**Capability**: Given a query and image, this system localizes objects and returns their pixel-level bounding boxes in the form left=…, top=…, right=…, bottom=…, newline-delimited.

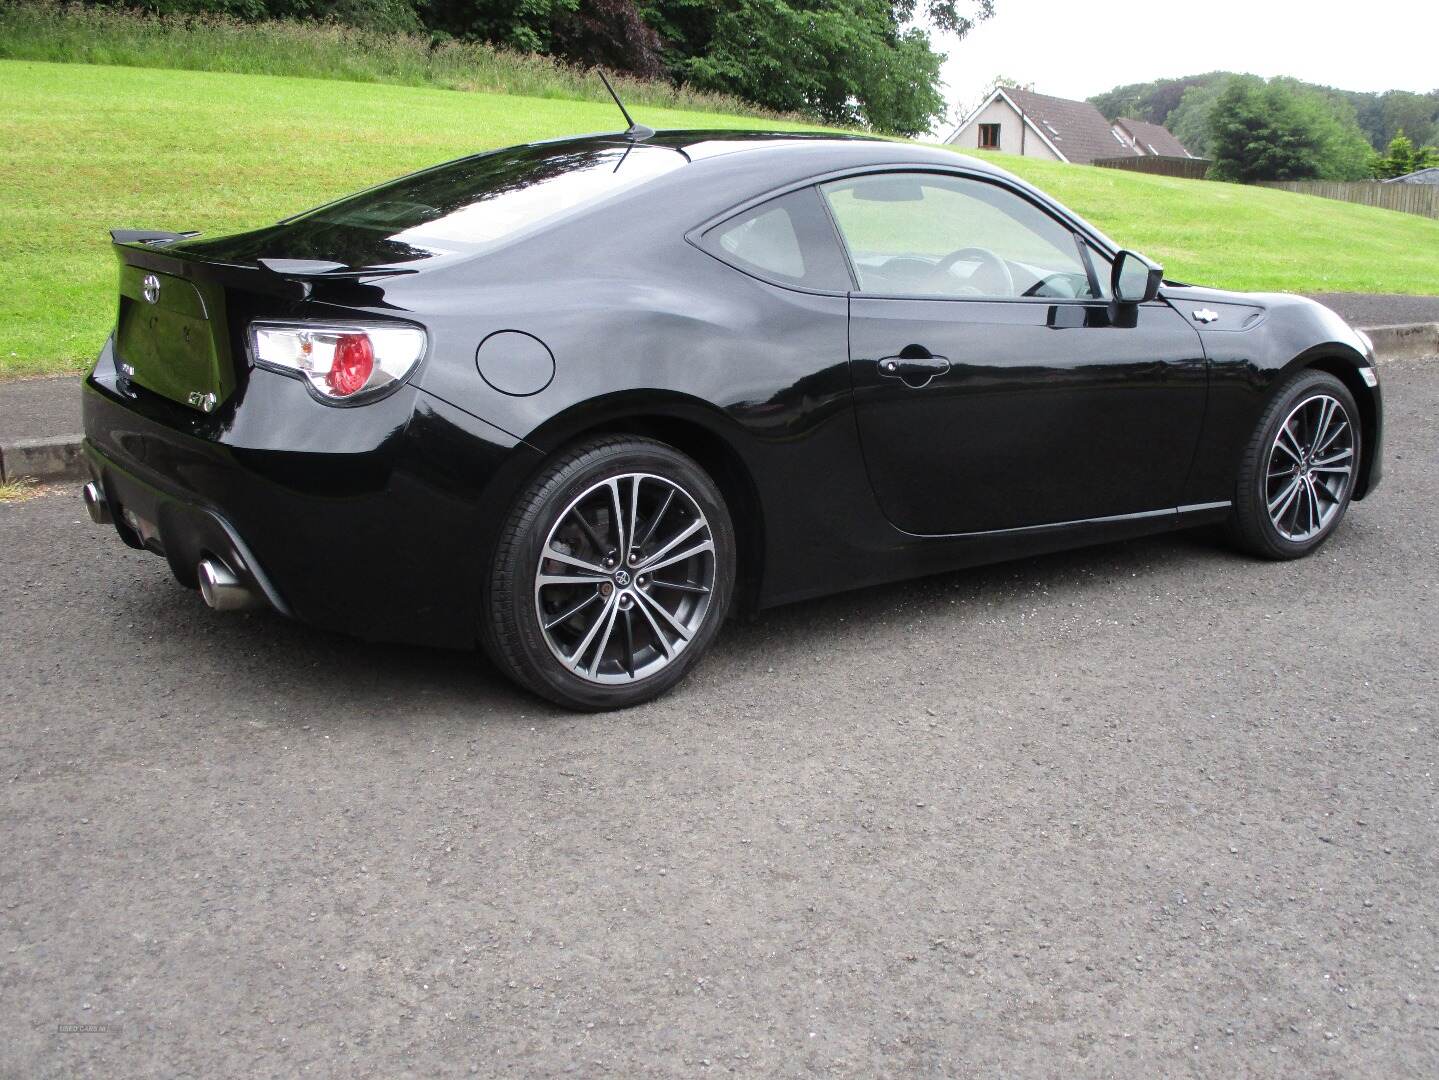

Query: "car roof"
left=447, top=128, right=1092, bottom=267
left=539, top=128, right=1007, bottom=176
left=571, top=129, right=1122, bottom=263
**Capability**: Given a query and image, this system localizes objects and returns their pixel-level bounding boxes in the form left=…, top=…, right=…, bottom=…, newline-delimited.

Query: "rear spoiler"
left=110, top=231, right=415, bottom=301
left=256, top=257, right=417, bottom=281
left=110, top=229, right=198, bottom=246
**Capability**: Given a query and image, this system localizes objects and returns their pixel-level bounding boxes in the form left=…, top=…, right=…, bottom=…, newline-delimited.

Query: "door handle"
left=876, top=347, right=951, bottom=389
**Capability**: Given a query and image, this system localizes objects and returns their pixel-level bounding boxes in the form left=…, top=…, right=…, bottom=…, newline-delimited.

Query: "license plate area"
left=116, top=266, right=231, bottom=412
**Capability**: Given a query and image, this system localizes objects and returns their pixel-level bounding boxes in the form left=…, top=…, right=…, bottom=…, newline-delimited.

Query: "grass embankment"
left=0, top=60, right=817, bottom=377
left=3, top=59, right=1438, bottom=378
left=0, top=2, right=791, bottom=119
left=986, top=152, right=1439, bottom=297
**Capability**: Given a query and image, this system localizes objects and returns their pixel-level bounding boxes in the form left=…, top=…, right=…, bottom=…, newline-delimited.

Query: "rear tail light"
left=327, top=333, right=374, bottom=396
left=249, top=322, right=426, bottom=402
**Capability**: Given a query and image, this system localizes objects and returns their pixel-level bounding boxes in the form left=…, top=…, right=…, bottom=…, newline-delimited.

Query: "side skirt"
left=759, top=501, right=1233, bottom=611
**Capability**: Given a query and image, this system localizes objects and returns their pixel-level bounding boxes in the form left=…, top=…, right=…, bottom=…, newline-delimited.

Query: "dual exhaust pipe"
left=197, top=558, right=265, bottom=612
left=82, top=482, right=263, bottom=612
left=82, top=481, right=111, bottom=525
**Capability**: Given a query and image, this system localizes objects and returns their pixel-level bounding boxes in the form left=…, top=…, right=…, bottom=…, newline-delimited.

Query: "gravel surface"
left=3, top=361, right=1436, bottom=1079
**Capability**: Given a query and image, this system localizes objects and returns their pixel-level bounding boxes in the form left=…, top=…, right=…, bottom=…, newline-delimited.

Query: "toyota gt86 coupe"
left=82, top=129, right=1383, bottom=709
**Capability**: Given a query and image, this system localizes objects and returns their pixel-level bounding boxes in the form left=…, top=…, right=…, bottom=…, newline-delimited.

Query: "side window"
left=819, top=172, right=1098, bottom=300
left=699, top=187, right=852, bottom=292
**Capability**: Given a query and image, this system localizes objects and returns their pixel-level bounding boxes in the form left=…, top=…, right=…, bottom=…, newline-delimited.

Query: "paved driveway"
left=1311, top=293, right=1439, bottom=328
left=3, top=361, right=1436, bottom=1078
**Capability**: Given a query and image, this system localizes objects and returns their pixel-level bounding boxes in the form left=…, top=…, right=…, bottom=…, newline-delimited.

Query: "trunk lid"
left=115, top=259, right=233, bottom=412
left=110, top=236, right=328, bottom=414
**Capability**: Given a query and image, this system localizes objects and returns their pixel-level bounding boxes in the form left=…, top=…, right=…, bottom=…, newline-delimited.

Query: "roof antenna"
left=596, top=68, right=654, bottom=141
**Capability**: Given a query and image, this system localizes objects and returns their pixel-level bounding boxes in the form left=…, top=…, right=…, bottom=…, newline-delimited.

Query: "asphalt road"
left=3, top=361, right=1437, bottom=1079
left=1311, top=293, right=1439, bottom=329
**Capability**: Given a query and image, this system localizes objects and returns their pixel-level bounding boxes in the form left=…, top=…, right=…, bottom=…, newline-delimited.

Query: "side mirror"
left=1112, top=250, right=1163, bottom=304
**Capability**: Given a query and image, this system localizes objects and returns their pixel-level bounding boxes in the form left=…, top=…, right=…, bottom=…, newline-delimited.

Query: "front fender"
left=1170, top=288, right=1382, bottom=503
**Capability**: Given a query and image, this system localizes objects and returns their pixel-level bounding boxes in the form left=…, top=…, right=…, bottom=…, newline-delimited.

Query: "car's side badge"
left=1192, top=308, right=1220, bottom=324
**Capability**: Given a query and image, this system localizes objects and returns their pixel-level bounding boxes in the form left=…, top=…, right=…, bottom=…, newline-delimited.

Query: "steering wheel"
left=933, top=246, right=1015, bottom=297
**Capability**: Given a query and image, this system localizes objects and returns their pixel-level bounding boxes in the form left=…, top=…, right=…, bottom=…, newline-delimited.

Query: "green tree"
left=1088, top=72, right=1437, bottom=154
left=901, top=0, right=994, bottom=35
left=1372, top=130, right=1439, bottom=179
left=1282, top=80, right=1379, bottom=181
left=1089, top=72, right=1230, bottom=127
left=1164, top=78, right=1230, bottom=159
left=1209, top=77, right=1320, bottom=182
left=645, top=0, right=988, bottom=136
left=1208, top=76, right=1374, bottom=182
left=421, top=0, right=578, bottom=52
left=101, top=0, right=424, bottom=33
left=423, top=0, right=994, bottom=132
left=96, top=0, right=994, bottom=133
left=1378, top=91, right=1439, bottom=150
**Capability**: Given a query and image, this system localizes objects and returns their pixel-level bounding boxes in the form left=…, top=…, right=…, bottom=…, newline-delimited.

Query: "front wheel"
left=484, top=436, right=735, bottom=710
left=1227, top=369, right=1361, bottom=559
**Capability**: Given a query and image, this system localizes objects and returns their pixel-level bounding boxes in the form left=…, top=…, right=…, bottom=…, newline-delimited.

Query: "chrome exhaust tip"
left=82, top=482, right=111, bottom=525
left=197, top=558, right=263, bottom=612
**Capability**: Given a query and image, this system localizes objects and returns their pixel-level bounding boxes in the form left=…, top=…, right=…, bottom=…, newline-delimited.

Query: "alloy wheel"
left=1265, top=393, right=1355, bottom=543
left=533, top=472, right=716, bottom=684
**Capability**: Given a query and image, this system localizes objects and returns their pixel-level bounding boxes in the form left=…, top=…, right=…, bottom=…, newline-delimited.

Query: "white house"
left=946, top=86, right=1195, bottom=165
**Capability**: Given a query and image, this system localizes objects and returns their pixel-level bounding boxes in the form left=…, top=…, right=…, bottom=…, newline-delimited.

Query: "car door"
left=821, top=170, right=1208, bottom=537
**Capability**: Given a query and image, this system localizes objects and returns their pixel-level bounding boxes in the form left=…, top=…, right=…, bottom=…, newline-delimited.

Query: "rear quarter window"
left=698, top=187, right=852, bottom=292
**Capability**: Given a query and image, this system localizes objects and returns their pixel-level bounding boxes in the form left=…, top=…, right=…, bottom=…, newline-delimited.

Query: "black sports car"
left=82, top=129, right=1382, bottom=709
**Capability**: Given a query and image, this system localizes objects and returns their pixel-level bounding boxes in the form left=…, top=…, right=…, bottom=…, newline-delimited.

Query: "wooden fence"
left=1093, top=155, right=1211, bottom=180
left=1256, top=180, right=1439, bottom=219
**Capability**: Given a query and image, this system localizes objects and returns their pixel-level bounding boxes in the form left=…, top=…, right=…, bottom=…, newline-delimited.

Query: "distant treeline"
left=1091, top=72, right=1439, bottom=157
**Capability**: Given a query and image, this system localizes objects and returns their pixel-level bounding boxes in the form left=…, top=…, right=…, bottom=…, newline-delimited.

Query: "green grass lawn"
left=0, top=60, right=815, bottom=378
left=4, top=60, right=1438, bottom=378
left=983, top=152, right=1439, bottom=299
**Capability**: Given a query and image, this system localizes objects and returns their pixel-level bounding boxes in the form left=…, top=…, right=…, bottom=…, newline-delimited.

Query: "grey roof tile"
left=1114, top=117, right=1194, bottom=158
left=1001, top=87, right=1130, bottom=165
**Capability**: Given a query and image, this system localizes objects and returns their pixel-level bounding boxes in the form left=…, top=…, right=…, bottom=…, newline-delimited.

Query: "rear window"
left=283, top=143, right=684, bottom=264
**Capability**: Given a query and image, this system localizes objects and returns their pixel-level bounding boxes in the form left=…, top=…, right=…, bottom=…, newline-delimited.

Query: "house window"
left=978, top=123, right=1001, bottom=150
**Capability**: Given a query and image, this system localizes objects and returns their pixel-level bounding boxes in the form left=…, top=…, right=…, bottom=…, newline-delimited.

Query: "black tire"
left=484, top=435, right=735, bottom=711
left=1226, top=369, right=1361, bottom=560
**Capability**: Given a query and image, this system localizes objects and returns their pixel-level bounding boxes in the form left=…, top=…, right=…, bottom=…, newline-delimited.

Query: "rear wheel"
left=485, top=436, right=735, bottom=710
left=1227, top=369, right=1360, bottom=559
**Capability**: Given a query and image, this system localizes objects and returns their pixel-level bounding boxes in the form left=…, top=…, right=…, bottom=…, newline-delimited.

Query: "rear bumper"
left=83, top=441, right=292, bottom=615
left=82, top=340, right=540, bottom=648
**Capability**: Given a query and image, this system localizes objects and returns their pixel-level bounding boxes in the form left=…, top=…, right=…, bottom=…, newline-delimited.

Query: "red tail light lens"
left=326, top=334, right=374, bottom=397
